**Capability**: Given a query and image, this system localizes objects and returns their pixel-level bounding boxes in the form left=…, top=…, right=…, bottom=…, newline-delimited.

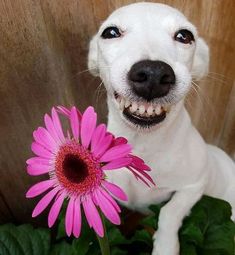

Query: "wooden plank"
left=0, top=0, right=73, bottom=223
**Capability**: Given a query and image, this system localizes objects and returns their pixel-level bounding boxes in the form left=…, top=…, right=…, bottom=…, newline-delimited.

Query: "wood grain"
left=0, top=0, right=234, bottom=223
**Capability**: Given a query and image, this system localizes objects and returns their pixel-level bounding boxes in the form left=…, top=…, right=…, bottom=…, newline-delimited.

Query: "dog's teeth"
left=139, top=105, right=145, bottom=115
left=119, top=98, right=125, bottom=110
left=116, top=97, right=121, bottom=103
left=155, top=105, right=162, bottom=115
left=125, top=100, right=131, bottom=108
left=147, top=105, right=153, bottom=116
left=130, top=102, right=138, bottom=112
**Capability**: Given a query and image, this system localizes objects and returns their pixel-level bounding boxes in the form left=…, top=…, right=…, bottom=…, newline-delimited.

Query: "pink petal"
left=93, top=135, right=113, bottom=158
left=27, top=164, right=51, bottom=176
left=100, top=144, right=132, bottom=162
left=51, top=108, right=65, bottom=142
left=130, top=155, right=144, bottom=164
left=73, top=199, right=82, bottom=238
left=102, top=181, right=128, bottom=201
left=33, top=127, right=58, bottom=152
left=99, top=188, right=121, bottom=213
left=80, top=107, right=97, bottom=148
left=91, top=124, right=106, bottom=153
left=26, top=180, right=54, bottom=198
left=65, top=197, right=74, bottom=236
left=83, top=196, right=104, bottom=237
left=130, top=155, right=151, bottom=171
left=113, top=137, right=128, bottom=146
left=44, top=114, right=61, bottom=144
left=31, top=142, right=53, bottom=159
left=32, top=188, right=59, bottom=217
left=48, top=193, right=65, bottom=227
left=57, top=106, right=82, bottom=120
left=95, top=189, right=120, bottom=225
left=102, top=157, right=132, bottom=170
left=26, top=157, right=50, bottom=165
left=70, top=107, right=79, bottom=140
left=128, top=168, right=150, bottom=187
left=56, top=106, right=71, bottom=117
left=134, top=168, right=155, bottom=185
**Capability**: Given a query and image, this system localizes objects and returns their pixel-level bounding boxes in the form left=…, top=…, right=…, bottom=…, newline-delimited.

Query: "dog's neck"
left=107, top=97, right=192, bottom=154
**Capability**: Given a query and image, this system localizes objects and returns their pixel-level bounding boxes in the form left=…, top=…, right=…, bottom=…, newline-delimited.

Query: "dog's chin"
left=113, top=92, right=171, bottom=129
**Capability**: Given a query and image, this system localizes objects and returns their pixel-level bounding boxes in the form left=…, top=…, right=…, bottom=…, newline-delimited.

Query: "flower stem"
left=96, top=214, right=110, bottom=255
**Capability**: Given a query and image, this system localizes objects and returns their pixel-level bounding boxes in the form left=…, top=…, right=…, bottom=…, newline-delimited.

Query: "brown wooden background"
left=0, top=0, right=235, bottom=225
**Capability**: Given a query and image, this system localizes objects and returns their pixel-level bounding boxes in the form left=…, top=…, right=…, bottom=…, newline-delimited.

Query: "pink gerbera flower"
left=26, top=106, right=154, bottom=238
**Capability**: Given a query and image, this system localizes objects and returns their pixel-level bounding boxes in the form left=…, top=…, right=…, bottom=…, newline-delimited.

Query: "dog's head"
left=88, top=2, right=209, bottom=129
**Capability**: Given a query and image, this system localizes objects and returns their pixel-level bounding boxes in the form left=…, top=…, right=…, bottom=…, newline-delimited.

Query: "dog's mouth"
left=114, top=92, right=170, bottom=127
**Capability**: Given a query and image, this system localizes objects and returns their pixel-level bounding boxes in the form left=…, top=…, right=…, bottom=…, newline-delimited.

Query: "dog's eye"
left=174, top=29, right=195, bottom=44
left=101, top=26, right=121, bottom=39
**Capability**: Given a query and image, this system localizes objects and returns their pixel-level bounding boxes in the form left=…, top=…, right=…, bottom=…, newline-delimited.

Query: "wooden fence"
left=0, top=0, right=234, bottom=224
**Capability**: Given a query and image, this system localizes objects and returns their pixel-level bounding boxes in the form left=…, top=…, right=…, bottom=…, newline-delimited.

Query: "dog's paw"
left=152, top=230, right=180, bottom=255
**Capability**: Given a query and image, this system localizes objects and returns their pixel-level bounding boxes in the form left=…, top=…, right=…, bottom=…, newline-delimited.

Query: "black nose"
left=128, top=60, right=175, bottom=100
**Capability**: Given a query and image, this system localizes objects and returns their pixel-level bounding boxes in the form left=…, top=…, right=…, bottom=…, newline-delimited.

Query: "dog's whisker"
left=94, top=81, right=106, bottom=108
left=204, top=75, right=228, bottom=85
left=74, top=65, right=111, bottom=78
left=208, top=71, right=232, bottom=80
left=191, top=81, right=218, bottom=124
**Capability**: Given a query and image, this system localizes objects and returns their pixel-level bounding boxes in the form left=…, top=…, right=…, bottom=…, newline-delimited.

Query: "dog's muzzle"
left=114, top=60, right=174, bottom=128
left=128, top=60, right=175, bottom=101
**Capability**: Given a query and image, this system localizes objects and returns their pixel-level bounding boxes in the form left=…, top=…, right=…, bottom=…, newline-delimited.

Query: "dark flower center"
left=63, top=154, right=88, bottom=184
left=54, top=141, right=103, bottom=195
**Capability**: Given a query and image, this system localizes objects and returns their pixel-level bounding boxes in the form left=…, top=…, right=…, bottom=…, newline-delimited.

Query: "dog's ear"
left=191, top=38, right=209, bottom=80
left=88, top=35, right=99, bottom=76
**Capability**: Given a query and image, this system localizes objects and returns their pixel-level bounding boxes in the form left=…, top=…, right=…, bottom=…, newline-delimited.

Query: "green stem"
left=96, top=214, right=110, bottom=255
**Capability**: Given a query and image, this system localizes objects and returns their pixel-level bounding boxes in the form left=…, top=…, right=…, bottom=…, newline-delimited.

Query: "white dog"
left=88, top=2, right=235, bottom=255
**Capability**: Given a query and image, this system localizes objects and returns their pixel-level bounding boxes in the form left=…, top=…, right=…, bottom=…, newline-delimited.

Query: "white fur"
left=88, top=3, right=235, bottom=255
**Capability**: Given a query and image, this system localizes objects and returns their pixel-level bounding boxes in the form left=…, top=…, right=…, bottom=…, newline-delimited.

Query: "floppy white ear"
left=88, top=35, right=99, bottom=76
left=191, top=38, right=209, bottom=80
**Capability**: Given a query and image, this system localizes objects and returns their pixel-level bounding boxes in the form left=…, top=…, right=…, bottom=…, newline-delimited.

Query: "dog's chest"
left=106, top=169, right=173, bottom=212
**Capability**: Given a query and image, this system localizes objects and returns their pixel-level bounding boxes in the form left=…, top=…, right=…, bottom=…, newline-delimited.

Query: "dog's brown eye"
left=174, top=29, right=195, bottom=44
left=101, top=26, right=121, bottom=39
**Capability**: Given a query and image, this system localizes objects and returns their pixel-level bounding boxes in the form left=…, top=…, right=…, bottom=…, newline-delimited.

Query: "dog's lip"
left=114, top=92, right=169, bottom=127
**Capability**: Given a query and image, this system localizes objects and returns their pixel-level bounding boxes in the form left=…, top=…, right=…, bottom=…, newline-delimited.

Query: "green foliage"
left=0, top=224, right=50, bottom=255
left=0, top=196, right=234, bottom=255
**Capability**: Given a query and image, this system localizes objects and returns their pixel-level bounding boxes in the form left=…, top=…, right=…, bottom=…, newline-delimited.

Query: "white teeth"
left=130, top=102, right=138, bottom=112
left=119, top=98, right=125, bottom=110
left=155, top=105, right=162, bottom=115
left=115, top=93, right=169, bottom=118
left=139, top=105, right=145, bottom=115
left=125, top=100, right=131, bottom=108
left=147, top=105, right=153, bottom=116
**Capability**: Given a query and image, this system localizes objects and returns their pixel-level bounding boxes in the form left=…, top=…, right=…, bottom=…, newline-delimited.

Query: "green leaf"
left=140, top=215, right=156, bottom=229
left=49, top=241, right=73, bottom=255
left=180, top=242, right=197, bottom=255
left=179, top=196, right=235, bottom=255
left=71, top=217, right=99, bottom=255
left=180, top=223, right=203, bottom=246
left=56, top=217, right=66, bottom=240
left=131, top=230, right=152, bottom=247
left=111, top=247, right=128, bottom=255
left=108, top=228, right=130, bottom=246
left=0, top=224, right=50, bottom=255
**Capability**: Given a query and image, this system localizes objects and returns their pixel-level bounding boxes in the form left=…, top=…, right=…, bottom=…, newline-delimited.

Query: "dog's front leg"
left=152, top=185, right=204, bottom=255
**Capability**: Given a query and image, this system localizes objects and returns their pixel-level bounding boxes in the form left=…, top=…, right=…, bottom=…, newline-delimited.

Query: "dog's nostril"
left=129, top=71, right=148, bottom=83
left=160, top=74, right=173, bottom=84
left=136, top=72, right=148, bottom=82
